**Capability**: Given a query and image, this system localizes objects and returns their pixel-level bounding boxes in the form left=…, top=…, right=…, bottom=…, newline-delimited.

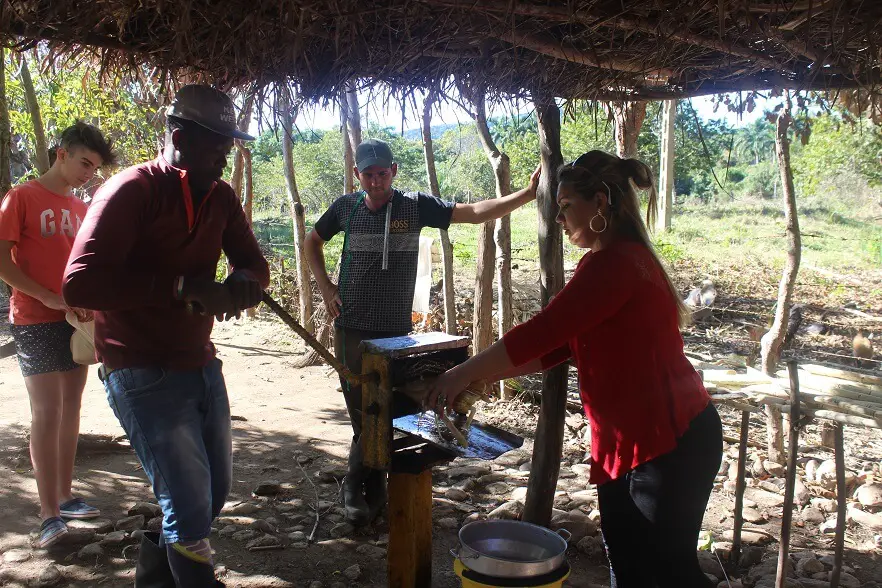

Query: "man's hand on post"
left=527, top=164, right=542, bottom=196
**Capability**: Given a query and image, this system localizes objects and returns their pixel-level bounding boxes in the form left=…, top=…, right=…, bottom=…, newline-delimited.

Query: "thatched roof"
left=2, top=1, right=881, bottom=101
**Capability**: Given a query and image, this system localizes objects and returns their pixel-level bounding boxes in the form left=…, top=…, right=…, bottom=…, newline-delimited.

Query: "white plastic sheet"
left=412, top=235, right=434, bottom=313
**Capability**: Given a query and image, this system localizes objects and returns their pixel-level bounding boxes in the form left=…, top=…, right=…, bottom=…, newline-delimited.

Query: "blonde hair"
left=557, top=150, right=689, bottom=327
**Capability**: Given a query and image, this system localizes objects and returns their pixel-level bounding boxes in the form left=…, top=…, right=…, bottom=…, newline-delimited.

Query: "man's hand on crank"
left=426, top=366, right=470, bottom=414
left=182, top=279, right=236, bottom=321
left=224, top=271, right=263, bottom=318
left=319, top=282, right=343, bottom=320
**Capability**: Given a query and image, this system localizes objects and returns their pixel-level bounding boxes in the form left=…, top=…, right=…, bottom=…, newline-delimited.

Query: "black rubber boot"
left=365, top=468, right=387, bottom=521
left=134, top=532, right=175, bottom=588
left=343, top=437, right=371, bottom=526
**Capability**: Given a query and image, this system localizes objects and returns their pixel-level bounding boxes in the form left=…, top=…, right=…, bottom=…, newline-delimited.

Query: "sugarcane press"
left=359, top=332, right=524, bottom=588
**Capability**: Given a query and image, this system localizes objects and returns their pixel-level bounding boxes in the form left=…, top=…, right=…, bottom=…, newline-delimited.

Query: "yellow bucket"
left=454, top=559, right=570, bottom=588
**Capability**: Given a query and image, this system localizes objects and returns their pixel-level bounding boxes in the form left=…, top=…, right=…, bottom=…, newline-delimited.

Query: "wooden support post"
left=472, top=91, right=513, bottom=397
left=657, top=99, right=676, bottom=232
left=280, top=88, right=314, bottom=335
left=340, top=89, right=356, bottom=195
left=472, top=221, right=496, bottom=354
left=421, top=90, right=457, bottom=336
left=388, top=470, right=433, bottom=588
left=830, top=423, right=847, bottom=588
left=776, top=362, right=801, bottom=588
left=732, top=409, right=750, bottom=565
left=362, top=352, right=391, bottom=471
left=523, top=94, right=567, bottom=527
left=761, top=92, right=800, bottom=465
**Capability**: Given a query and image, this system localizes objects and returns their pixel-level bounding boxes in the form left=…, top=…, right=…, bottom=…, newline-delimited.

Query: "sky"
left=263, top=92, right=769, bottom=137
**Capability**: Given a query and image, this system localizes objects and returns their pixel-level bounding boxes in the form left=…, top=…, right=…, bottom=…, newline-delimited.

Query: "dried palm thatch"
left=1, top=1, right=881, bottom=101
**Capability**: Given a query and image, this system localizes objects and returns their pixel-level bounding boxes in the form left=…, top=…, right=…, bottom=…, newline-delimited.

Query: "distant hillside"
left=402, top=122, right=458, bottom=141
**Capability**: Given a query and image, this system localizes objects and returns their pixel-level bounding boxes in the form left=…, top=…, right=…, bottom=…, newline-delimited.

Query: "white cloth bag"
left=65, top=311, right=98, bottom=366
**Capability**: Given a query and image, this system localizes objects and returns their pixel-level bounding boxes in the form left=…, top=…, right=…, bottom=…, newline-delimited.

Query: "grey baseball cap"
left=355, top=139, right=393, bottom=170
left=166, top=85, right=255, bottom=141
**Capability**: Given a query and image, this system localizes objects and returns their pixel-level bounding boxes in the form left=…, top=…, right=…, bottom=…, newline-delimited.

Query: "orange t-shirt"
left=0, top=180, right=88, bottom=325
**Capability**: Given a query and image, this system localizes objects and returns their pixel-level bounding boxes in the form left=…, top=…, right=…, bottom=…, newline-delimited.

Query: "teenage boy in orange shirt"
left=0, top=121, right=115, bottom=547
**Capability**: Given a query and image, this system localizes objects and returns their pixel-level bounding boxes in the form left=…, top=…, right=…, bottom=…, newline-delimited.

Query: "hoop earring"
left=589, top=213, right=608, bottom=233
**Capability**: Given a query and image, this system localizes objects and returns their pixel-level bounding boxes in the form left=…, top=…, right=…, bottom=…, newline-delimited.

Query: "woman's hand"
left=527, top=164, right=542, bottom=194
left=426, top=368, right=472, bottom=414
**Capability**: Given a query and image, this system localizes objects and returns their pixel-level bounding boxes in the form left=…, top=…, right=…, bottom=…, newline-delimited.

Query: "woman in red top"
left=430, top=151, right=722, bottom=587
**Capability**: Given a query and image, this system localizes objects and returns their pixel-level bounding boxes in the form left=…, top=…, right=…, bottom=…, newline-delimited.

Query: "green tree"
left=435, top=125, right=495, bottom=201
left=3, top=51, right=161, bottom=182
left=734, top=119, right=776, bottom=166
left=792, top=112, right=882, bottom=196
left=671, top=101, right=735, bottom=199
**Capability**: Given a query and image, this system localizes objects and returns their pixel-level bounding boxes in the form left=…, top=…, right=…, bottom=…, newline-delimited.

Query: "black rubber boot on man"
left=365, top=469, right=387, bottom=521
left=134, top=532, right=176, bottom=588
left=166, top=539, right=218, bottom=587
left=343, top=438, right=371, bottom=526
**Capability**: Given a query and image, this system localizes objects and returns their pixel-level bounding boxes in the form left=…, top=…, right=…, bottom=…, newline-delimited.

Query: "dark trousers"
left=333, top=326, right=406, bottom=439
left=598, top=403, right=723, bottom=588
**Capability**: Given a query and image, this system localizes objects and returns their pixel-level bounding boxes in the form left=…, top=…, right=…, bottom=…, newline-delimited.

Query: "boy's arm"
left=0, top=241, right=67, bottom=311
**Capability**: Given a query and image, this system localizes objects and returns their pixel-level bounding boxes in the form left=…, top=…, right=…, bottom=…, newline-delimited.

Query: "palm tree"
left=735, top=119, right=775, bottom=165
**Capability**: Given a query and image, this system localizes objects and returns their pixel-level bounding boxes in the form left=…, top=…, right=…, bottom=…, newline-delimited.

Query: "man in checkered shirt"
left=305, top=138, right=540, bottom=526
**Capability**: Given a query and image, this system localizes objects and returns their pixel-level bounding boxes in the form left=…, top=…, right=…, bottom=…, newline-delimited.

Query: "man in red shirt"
left=63, top=85, right=269, bottom=588
left=0, top=122, right=114, bottom=548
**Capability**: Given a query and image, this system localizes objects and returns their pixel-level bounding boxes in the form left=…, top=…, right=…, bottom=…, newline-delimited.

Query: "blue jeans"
left=105, top=358, right=232, bottom=543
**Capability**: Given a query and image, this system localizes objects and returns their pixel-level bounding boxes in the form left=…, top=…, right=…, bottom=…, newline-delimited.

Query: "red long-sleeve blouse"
left=504, top=240, right=709, bottom=484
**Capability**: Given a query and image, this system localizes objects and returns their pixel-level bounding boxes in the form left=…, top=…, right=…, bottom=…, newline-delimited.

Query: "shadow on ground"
left=0, top=418, right=393, bottom=587
left=5, top=412, right=592, bottom=587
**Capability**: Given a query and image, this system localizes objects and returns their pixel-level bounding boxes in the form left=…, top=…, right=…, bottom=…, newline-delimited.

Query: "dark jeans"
left=598, top=403, right=723, bottom=588
left=105, top=358, right=231, bottom=543
left=333, top=326, right=406, bottom=438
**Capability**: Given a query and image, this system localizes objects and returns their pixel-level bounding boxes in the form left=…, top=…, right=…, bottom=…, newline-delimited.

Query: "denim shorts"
left=104, top=358, right=232, bottom=543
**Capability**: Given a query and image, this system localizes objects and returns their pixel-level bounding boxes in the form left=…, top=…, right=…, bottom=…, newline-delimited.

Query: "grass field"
left=253, top=193, right=882, bottom=286
left=243, top=191, right=882, bottom=374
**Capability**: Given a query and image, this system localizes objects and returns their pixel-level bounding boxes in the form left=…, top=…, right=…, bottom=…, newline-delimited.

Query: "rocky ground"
left=477, top=399, right=882, bottom=588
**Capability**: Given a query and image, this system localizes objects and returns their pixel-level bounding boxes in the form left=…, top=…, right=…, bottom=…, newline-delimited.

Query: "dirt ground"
left=1, top=297, right=881, bottom=587
left=0, top=313, right=610, bottom=587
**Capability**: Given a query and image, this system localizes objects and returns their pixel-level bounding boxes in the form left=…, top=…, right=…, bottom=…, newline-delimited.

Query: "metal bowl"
left=453, top=519, right=570, bottom=578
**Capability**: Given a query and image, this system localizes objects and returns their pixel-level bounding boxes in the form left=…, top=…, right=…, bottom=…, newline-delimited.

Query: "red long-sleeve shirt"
left=504, top=240, right=709, bottom=484
left=63, top=157, right=270, bottom=370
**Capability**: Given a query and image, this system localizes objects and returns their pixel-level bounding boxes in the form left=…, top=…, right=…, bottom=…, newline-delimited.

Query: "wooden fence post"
left=776, top=362, right=801, bottom=588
